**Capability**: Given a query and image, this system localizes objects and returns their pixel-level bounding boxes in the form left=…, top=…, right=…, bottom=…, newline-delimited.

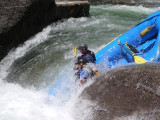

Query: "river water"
left=0, top=4, right=160, bottom=120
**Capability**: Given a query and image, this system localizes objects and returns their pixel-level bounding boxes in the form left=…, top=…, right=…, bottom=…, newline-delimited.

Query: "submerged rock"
left=75, top=63, right=160, bottom=120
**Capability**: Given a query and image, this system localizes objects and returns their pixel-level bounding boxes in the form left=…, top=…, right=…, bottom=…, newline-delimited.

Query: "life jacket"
left=74, top=63, right=97, bottom=81
left=79, top=50, right=96, bottom=63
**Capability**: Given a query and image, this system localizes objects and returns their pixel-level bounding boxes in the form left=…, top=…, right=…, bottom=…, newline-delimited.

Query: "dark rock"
left=0, top=0, right=90, bottom=61
left=75, top=63, right=160, bottom=120
left=0, top=0, right=56, bottom=60
left=55, top=1, right=90, bottom=19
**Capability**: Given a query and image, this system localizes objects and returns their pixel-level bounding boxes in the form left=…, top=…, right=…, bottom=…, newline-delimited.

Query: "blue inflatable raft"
left=95, top=10, right=160, bottom=68
left=49, top=10, right=160, bottom=98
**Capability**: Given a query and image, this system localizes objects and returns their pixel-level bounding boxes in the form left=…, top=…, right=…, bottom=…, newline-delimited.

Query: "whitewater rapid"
left=0, top=4, right=160, bottom=120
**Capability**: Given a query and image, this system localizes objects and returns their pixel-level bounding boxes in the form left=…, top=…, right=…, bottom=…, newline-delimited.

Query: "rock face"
left=56, top=1, right=90, bottom=19
left=0, top=0, right=90, bottom=61
left=75, top=63, right=160, bottom=120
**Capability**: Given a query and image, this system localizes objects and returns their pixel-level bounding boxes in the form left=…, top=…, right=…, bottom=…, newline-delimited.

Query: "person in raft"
left=74, top=58, right=98, bottom=85
left=73, top=44, right=96, bottom=70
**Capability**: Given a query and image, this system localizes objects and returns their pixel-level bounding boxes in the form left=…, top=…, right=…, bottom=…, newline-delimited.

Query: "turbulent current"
left=0, top=4, right=160, bottom=120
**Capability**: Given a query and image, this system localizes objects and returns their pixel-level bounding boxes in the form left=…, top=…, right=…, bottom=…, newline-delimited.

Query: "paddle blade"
left=134, top=56, right=146, bottom=64
left=73, top=45, right=77, bottom=56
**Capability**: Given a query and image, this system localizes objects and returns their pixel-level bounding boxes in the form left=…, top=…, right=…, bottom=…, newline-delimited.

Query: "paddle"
left=118, top=40, right=146, bottom=64
left=133, top=54, right=146, bottom=64
left=73, top=44, right=77, bottom=66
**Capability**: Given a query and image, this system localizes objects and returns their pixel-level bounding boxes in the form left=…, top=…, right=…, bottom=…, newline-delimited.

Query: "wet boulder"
left=75, top=63, right=160, bottom=120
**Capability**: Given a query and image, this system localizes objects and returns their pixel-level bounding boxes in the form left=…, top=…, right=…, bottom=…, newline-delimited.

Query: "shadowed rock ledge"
left=0, top=0, right=90, bottom=61
left=74, top=63, right=160, bottom=120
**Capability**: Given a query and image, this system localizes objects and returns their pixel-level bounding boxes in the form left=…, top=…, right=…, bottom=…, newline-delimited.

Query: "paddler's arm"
left=73, top=66, right=79, bottom=70
left=73, top=57, right=78, bottom=70
left=74, top=58, right=78, bottom=61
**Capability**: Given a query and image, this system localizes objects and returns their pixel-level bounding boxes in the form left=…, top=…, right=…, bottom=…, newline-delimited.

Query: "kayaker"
left=73, top=44, right=96, bottom=70
left=75, top=58, right=98, bottom=85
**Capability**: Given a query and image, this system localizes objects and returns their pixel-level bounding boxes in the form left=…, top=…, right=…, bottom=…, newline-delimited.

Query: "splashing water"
left=0, top=4, right=160, bottom=120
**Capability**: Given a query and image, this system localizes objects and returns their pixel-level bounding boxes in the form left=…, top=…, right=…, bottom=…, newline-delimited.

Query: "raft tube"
left=95, top=10, right=160, bottom=68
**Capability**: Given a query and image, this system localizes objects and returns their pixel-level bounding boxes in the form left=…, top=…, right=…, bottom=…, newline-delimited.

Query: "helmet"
left=76, top=58, right=87, bottom=65
left=77, top=44, right=88, bottom=50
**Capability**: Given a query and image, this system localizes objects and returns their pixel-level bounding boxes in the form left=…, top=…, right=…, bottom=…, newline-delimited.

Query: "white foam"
left=0, top=25, right=52, bottom=81
left=0, top=83, right=75, bottom=120
left=92, top=5, right=160, bottom=15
